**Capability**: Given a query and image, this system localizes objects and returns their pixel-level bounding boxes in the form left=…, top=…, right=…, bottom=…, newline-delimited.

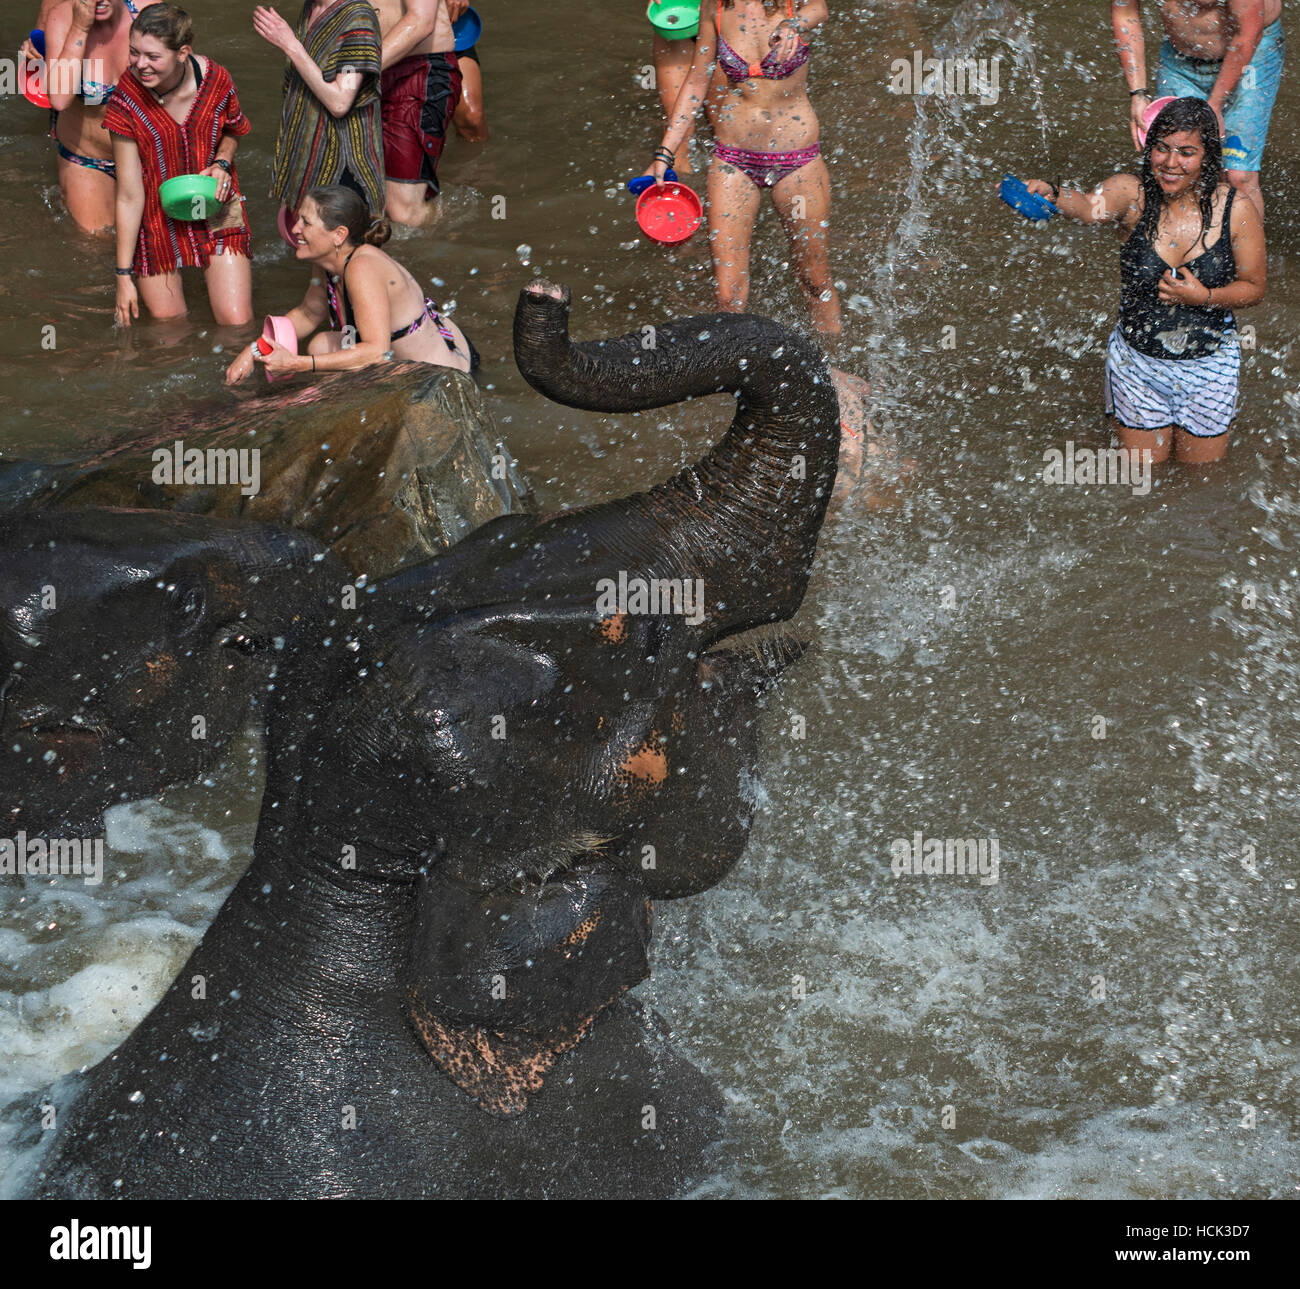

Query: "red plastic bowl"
left=21, top=59, right=50, bottom=110
left=635, top=180, right=703, bottom=245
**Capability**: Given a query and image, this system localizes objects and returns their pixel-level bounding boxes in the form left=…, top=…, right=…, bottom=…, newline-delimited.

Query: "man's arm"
left=382, top=0, right=439, bottom=70
left=1113, top=0, right=1153, bottom=149
left=1209, top=0, right=1266, bottom=117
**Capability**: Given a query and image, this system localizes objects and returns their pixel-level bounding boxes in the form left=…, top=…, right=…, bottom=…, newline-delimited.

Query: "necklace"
left=150, top=58, right=190, bottom=105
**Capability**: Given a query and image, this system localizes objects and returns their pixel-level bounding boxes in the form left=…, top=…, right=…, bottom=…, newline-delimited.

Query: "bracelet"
left=1047, top=181, right=1061, bottom=203
left=1129, top=87, right=1150, bottom=97
left=311, top=355, right=317, bottom=373
left=1204, top=285, right=1213, bottom=305
left=115, top=267, right=133, bottom=276
left=653, top=146, right=675, bottom=164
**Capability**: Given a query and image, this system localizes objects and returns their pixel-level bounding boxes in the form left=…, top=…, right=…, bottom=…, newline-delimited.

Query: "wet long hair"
left=306, top=185, right=392, bottom=248
left=1135, top=97, right=1224, bottom=248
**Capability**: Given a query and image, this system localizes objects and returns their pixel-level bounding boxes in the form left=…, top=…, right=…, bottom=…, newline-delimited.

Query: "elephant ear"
left=405, top=865, right=653, bottom=1116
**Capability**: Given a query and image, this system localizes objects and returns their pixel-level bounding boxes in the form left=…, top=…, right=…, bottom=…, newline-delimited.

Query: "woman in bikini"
left=651, top=0, right=838, bottom=337
left=108, top=4, right=253, bottom=326
left=224, top=185, right=475, bottom=384
left=1023, top=97, right=1266, bottom=465
left=42, top=0, right=153, bottom=235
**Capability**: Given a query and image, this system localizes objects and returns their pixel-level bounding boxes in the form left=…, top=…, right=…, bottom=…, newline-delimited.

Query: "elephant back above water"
left=14, top=282, right=840, bottom=1199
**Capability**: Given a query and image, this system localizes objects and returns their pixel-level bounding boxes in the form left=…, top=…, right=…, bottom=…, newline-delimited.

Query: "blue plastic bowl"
left=999, top=174, right=1056, bottom=222
left=30, top=29, right=45, bottom=57
left=453, top=7, right=482, bottom=52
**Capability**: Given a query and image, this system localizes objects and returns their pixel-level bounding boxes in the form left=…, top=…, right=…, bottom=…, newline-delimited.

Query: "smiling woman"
left=41, top=0, right=148, bottom=236
left=1023, top=96, right=1266, bottom=466
left=107, top=3, right=254, bottom=326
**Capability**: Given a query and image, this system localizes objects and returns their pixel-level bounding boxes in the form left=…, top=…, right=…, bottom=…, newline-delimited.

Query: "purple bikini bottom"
left=712, top=141, right=822, bottom=189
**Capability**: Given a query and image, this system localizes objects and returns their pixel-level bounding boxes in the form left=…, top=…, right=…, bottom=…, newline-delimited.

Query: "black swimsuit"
left=1119, top=187, right=1238, bottom=360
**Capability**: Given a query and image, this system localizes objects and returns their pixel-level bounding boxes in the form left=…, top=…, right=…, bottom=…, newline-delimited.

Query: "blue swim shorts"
left=1156, top=18, right=1285, bottom=171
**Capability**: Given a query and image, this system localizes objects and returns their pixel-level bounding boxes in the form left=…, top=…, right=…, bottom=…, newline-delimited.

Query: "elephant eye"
left=171, top=585, right=205, bottom=635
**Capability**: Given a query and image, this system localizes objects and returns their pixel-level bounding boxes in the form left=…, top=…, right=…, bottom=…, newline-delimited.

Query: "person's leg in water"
left=772, top=155, right=840, bottom=338
left=453, top=49, right=488, bottom=142
left=653, top=34, right=695, bottom=173
left=1112, top=418, right=1173, bottom=465
left=383, top=55, right=461, bottom=229
left=1173, top=425, right=1228, bottom=464
left=57, top=152, right=116, bottom=237
left=203, top=246, right=253, bottom=327
left=707, top=158, right=762, bottom=314
left=137, top=271, right=188, bottom=321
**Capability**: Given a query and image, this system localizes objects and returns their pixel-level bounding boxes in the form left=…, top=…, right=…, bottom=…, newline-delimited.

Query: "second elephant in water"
left=12, top=282, right=839, bottom=1199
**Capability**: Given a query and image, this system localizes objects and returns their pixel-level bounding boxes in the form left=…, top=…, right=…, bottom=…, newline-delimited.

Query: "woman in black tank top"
left=1019, top=97, right=1266, bottom=466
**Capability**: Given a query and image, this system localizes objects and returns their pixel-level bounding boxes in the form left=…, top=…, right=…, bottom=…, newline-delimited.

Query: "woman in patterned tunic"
left=255, top=0, right=385, bottom=226
left=107, top=3, right=253, bottom=326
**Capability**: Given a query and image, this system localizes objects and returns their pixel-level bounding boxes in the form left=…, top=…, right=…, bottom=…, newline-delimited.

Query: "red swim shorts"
left=381, top=52, right=463, bottom=197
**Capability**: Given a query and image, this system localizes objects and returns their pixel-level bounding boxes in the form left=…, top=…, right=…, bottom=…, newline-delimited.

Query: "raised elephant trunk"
left=513, top=282, right=839, bottom=639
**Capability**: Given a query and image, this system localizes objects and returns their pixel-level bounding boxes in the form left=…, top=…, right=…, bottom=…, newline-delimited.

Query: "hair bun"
left=363, top=216, right=393, bottom=248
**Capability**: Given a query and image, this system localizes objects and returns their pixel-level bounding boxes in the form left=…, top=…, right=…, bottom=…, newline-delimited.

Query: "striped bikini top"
left=80, top=0, right=142, bottom=104
left=716, top=0, right=810, bottom=82
left=327, top=248, right=462, bottom=353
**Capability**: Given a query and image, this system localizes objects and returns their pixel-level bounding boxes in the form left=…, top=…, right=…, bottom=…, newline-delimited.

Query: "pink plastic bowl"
left=1138, top=96, right=1178, bottom=148
left=21, top=59, right=50, bottom=110
left=260, top=315, right=298, bottom=382
left=635, top=180, right=703, bottom=245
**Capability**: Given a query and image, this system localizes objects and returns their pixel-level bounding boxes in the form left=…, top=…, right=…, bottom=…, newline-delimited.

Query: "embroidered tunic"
left=105, top=59, right=252, bottom=277
left=269, top=1, right=384, bottom=216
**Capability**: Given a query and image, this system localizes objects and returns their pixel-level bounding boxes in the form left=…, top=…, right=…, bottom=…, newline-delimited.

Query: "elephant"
left=0, top=510, right=338, bottom=839
left=8, top=281, right=839, bottom=1199
left=0, top=365, right=531, bottom=838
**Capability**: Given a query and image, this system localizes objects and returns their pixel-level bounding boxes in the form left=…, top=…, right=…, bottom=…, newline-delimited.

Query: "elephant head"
left=0, top=509, right=344, bottom=838
left=25, top=283, right=838, bottom=1197
left=248, top=281, right=839, bottom=1114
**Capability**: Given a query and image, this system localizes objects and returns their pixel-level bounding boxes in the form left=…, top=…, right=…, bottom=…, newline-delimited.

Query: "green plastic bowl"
left=647, top=1, right=700, bottom=40
left=159, top=174, right=220, bottom=221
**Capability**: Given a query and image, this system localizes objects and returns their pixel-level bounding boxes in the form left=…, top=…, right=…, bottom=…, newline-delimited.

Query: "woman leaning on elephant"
left=225, top=185, right=475, bottom=384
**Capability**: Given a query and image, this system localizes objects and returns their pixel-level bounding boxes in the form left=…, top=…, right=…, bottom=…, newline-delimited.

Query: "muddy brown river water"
left=1, top=0, right=1298, bottom=1198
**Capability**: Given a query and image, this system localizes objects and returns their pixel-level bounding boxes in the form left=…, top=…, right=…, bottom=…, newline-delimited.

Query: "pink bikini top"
left=715, top=0, right=811, bottom=82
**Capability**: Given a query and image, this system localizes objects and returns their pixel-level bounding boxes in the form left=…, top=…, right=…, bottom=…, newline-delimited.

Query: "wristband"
left=115, top=267, right=133, bottom=276
left=1129, top=87, right=1150, bottom=97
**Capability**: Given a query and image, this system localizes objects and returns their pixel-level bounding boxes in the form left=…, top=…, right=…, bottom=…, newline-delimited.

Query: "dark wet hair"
left=131, top=3, right=194, bottom=50
left=1135, top=97, right=1224, bottom=249
left=305, top=185, right=392, bottom=248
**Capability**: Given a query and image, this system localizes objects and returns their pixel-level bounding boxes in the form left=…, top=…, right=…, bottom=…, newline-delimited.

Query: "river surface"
left=1, top=0, right=1298, bottom=1198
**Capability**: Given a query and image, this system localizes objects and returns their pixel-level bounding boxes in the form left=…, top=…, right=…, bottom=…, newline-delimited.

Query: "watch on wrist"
left=213, top=158, right=232, bottom=174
